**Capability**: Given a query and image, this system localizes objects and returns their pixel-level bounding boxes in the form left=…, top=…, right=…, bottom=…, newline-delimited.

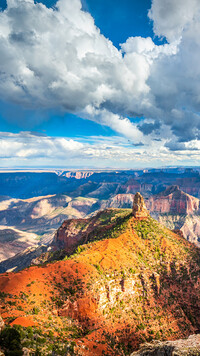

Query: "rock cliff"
left=0, top=212, right=200, bottom=355
left=147, top=185, right=200, bottom=214
left=101, top=193, right=134, bottom=209
left=54, top=192, right=149, bottom=256
left=0, top=210, right=200, bottom=355
left=147, top=186, right=200, bottom=247
left=132, top=192, right=149, bottom=219
left=130, top=334, right=200, bottom=355
left=52, top=208, right=131, bottom=255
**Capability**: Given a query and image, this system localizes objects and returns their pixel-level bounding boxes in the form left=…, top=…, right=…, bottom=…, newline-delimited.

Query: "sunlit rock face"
left=130, top=334, right=200, bottom=356
left=132, top=192, right=149, bottom=219
left=146, top=185, right=200, bottom=214
left=145, top=186, right=200, bottom=247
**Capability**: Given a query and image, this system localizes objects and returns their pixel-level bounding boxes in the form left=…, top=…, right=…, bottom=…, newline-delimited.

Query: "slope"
left=0, top=209, right=200, bottom=355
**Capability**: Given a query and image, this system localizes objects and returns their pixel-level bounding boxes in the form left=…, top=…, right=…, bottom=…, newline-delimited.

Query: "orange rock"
left=132, top=192, right=149, bottom=219
left=11, top=316, right=37, bottom=327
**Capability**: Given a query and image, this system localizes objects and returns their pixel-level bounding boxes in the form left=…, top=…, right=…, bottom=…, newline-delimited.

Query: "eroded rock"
left=132, top=192, right=149, bottom=219
left=130, top=334, right=200, bottom=356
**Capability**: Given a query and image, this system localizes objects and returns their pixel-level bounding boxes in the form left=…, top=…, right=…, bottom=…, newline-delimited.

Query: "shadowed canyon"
left=0, top=170, right=200, bottom=355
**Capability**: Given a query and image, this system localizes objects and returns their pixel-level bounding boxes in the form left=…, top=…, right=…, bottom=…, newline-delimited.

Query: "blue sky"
left=0, top=0, right=154, bottom=138
left=0, top=0, right=200, bottom=168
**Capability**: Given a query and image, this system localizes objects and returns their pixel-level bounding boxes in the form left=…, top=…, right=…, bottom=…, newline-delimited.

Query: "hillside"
left=0, top=197, right=200, bottom=355
left=1, top=170, right=200, bottom=267
left=1, top=185, right=200, bottom=271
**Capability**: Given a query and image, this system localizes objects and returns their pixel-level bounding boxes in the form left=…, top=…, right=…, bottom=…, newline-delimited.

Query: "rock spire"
left=132, top=192, right=148, bottom=219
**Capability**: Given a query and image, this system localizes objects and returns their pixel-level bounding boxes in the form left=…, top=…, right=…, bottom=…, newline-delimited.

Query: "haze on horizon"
left=0, top=0, right=200, bottom=169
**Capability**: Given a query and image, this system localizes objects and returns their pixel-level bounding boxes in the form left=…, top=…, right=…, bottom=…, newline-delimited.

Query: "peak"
left=157, top=185, right=182, bottom=197
left=132, top=192, right=149, bottom=219
left=166, top=185, right=180, bottom=194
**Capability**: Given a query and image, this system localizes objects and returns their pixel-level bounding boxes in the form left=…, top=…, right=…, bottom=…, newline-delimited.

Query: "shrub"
left=32, top=306, right=40, bottom=315
left=0, top=327, right=23, bottom=355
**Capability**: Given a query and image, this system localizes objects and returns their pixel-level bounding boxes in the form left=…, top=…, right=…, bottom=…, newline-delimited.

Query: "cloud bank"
left=0, top=132, right=199, bottom=168
left=0, top=0, right=200, bottom=163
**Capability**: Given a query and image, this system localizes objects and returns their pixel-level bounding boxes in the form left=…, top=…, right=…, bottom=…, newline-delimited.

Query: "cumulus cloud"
left=0, top=0, right=200, bottom=155
left=149, top=0, right=200, bottom=42
left=0, top=0, right=175, bottom=144
left=0, top=132, right=83, bottom=159
left=0, top=131, right=199, bottom=168
left=148, top=0, right=200, bottom=143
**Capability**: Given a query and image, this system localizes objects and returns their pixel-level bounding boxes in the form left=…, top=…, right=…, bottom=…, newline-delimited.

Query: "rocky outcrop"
left=147, top=185, right=200, bottom=214
left=52, top=209, right=131, bottom=254
left=130, top=334, right=200, bottom=355
left=132, top=192, right=149, bottom=219
left=53, top=219, right=89, bottom=253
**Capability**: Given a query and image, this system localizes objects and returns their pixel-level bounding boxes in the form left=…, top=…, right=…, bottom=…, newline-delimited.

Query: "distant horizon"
left=0, top=165, right=199, bottom=172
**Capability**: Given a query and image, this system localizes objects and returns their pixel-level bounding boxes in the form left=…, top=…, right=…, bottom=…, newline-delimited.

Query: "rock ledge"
left=130, top=334, right=200, bottom=356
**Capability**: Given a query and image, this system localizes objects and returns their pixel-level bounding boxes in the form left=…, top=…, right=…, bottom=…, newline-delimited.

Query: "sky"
left=0, top=0, right=200, bottom=168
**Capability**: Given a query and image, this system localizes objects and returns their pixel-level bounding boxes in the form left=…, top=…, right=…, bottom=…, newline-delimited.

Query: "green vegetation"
left=1, top=209, right=200, bottom=355
left=94, top=263, right=103, bottom=274
left=0, top=326, right=23, bottom=355
left=32, top=306, right=40, bottom=315
left=0, top=324, right=79, bottom=356
left=63, top=209, right=132, bottom=261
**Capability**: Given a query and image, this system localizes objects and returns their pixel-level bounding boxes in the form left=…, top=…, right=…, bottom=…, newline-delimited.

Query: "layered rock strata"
left=132, top=192, right=149, bottom=219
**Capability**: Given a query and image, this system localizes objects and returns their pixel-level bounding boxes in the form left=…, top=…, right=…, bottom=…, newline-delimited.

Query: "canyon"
left=146, top=185, right=200, bottom=215
left=146, top=186, right=200, bottom=247
left=0, top=169, right=200, bottom=272
left=0, top=196, right=200, bottom=355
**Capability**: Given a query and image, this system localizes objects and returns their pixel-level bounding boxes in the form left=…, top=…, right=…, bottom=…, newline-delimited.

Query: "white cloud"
left=149, top=0, right=200, bottom=42
left=0, top=131, right=199, bottom=168
left=0, top=0, right=200, bottom=154
left=0, top=0, right=175, bottom=145
left=148, top=1, right=200, bottom=143
left=0, top=132, right=83, bottom=159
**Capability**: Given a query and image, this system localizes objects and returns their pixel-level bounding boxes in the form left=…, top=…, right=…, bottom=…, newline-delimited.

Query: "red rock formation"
left=53, top=219, right=88, bottom=253
left=132, top=192, right=149, bottom=219
left=146, top=186, right=200, bottom=214
left=1, top=213, right=200, bottom=355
